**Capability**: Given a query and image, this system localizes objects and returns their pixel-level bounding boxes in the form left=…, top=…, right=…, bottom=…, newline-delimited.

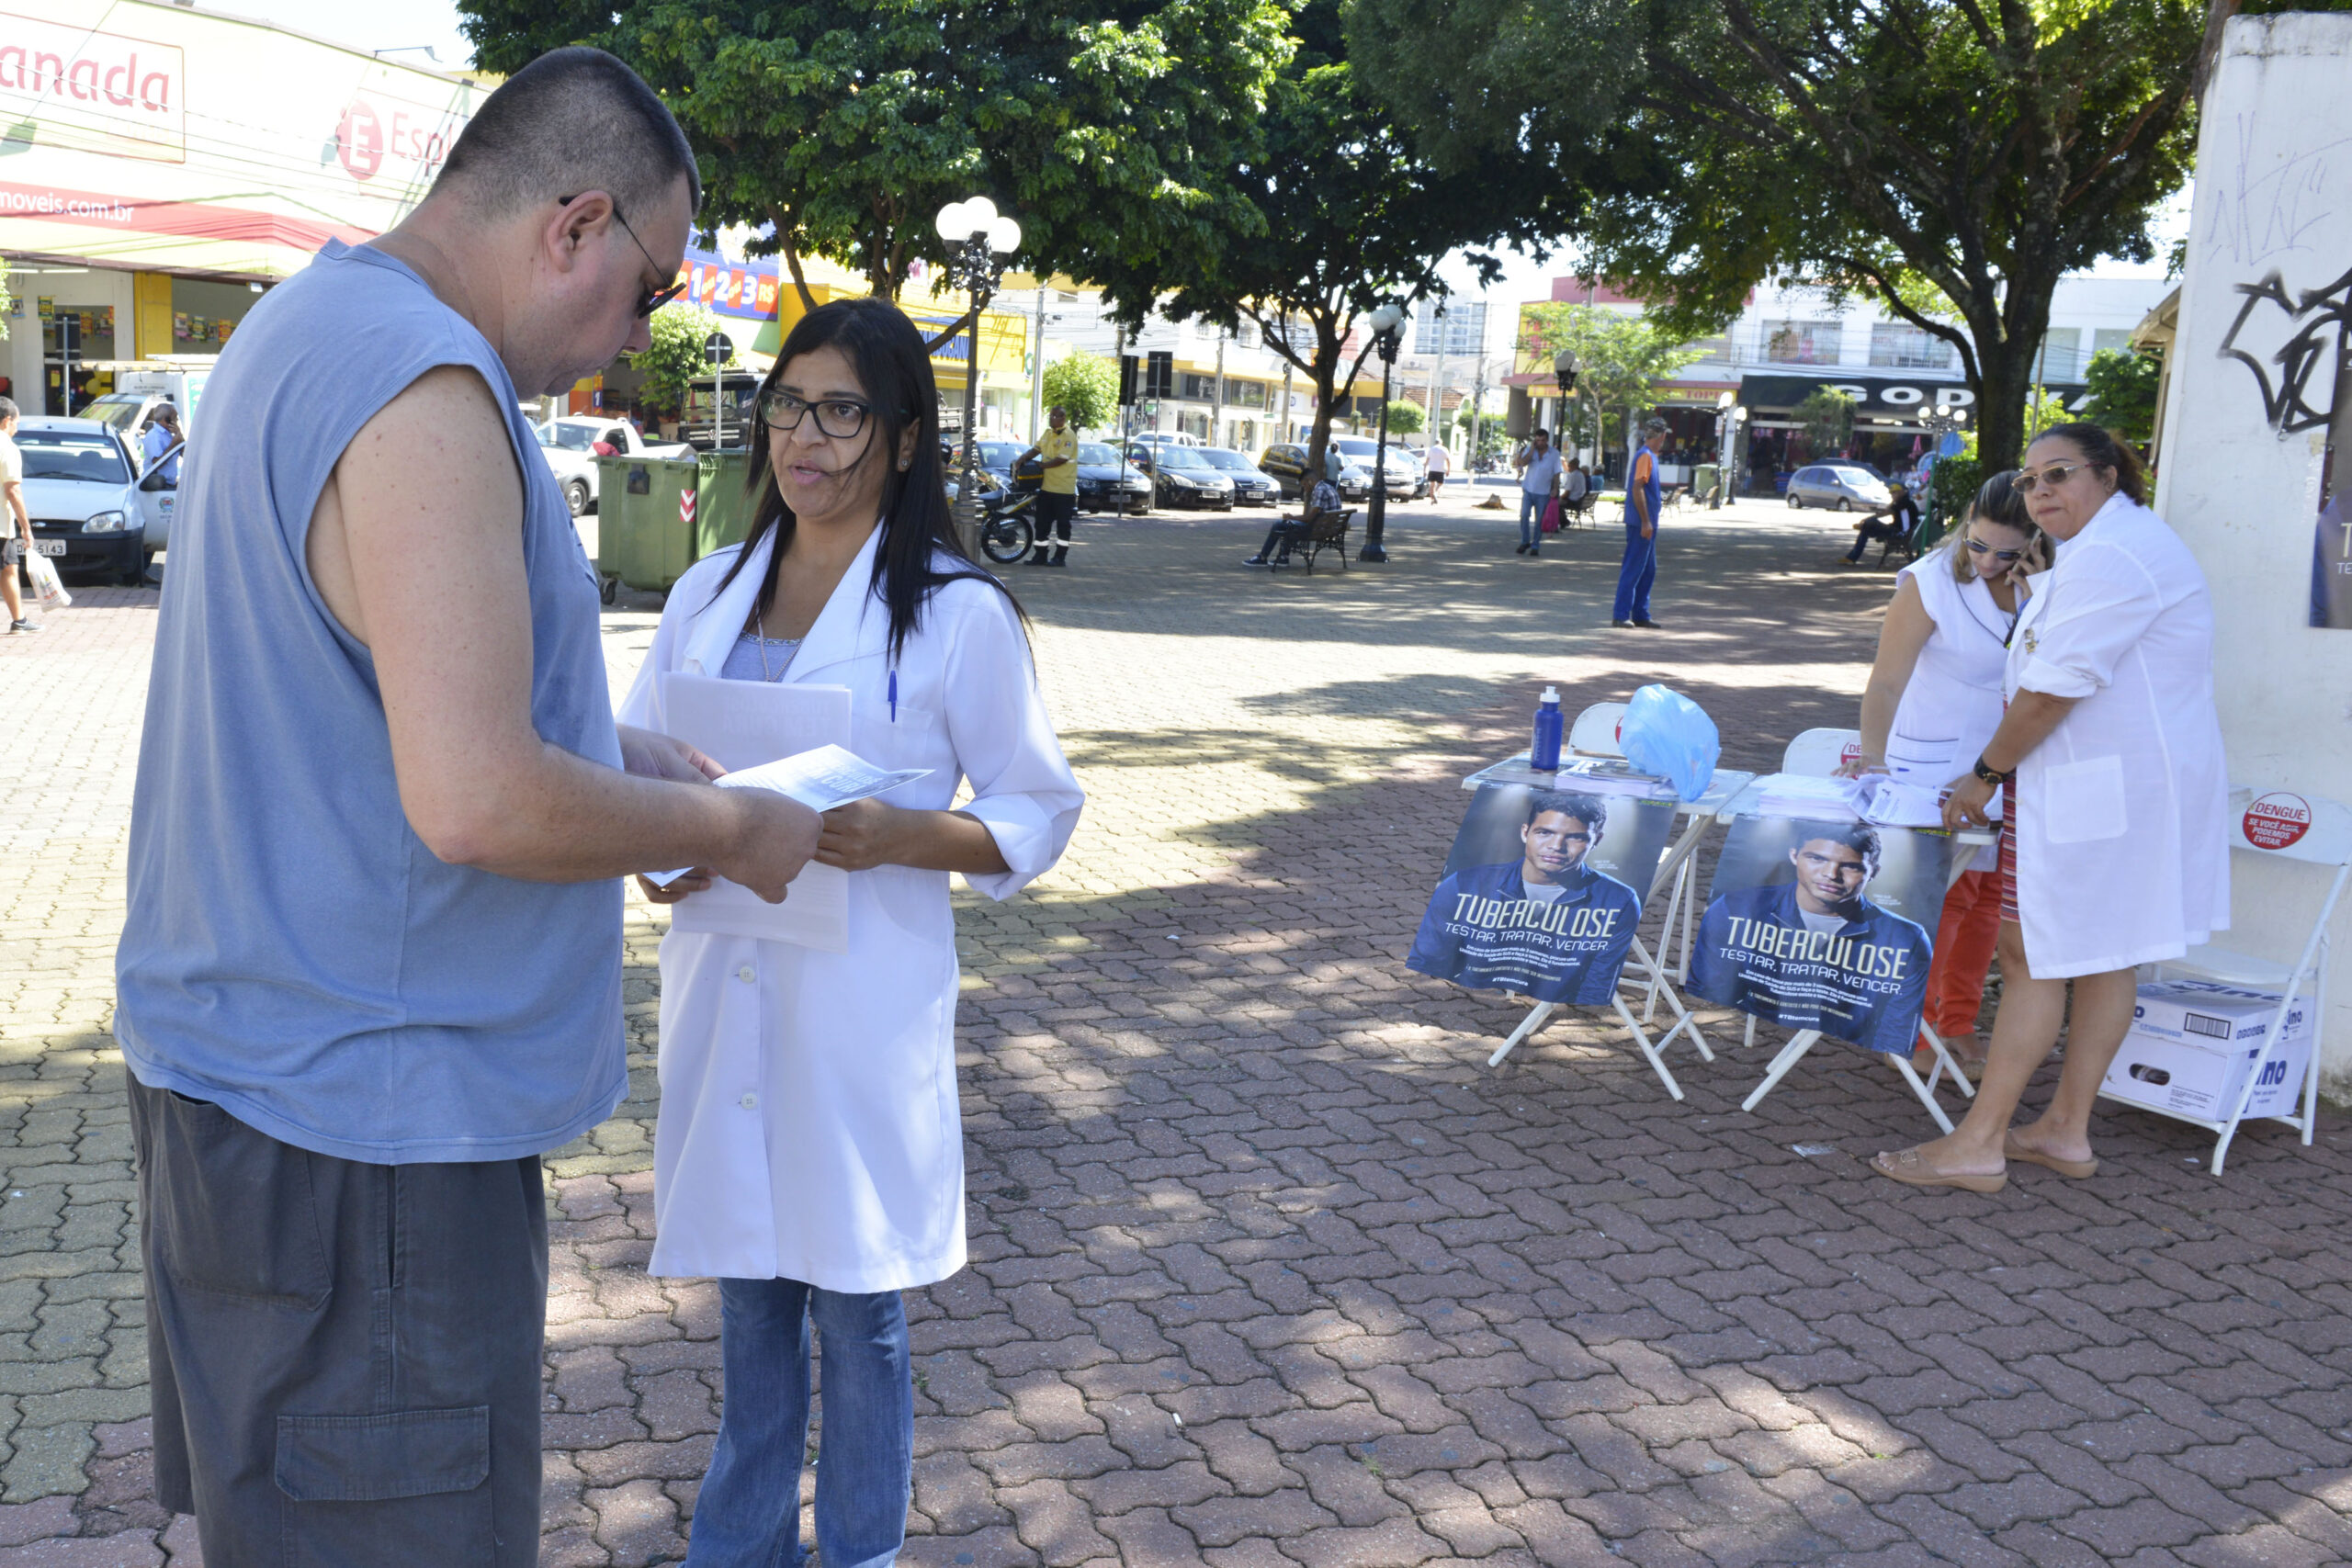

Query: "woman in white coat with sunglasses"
left=616, top=297, right=1082, bottom=1566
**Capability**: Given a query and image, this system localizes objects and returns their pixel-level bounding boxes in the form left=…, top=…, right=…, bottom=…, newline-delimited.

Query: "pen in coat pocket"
left=888, top=669, right=898, bottom=723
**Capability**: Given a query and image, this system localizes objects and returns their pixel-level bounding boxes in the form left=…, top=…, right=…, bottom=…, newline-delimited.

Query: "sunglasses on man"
left=557, top=195, right=687, bottom=318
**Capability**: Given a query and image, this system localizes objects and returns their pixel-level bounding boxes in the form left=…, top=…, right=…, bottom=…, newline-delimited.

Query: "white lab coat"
left=615, top=525, right=1082, bottom=1292
left=2004, top=493, right=2229, bottom=978
left=1890, top=548, right=2014, bottom=872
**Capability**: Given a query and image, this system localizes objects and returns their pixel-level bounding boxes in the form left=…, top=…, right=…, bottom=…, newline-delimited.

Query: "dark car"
left=1125, top=442, right=1236, bottom=511
left=1194, top=447, right=1280, bottom=506
left=1074, top=442, right=1153, bottom=514
left=1257, top=443, right=1374, bottom=503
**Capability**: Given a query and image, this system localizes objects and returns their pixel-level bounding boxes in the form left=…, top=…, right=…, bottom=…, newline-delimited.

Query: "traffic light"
left=1118, top=354, right=1139, bottom=407
left=1146, top=350, right=1174, bottom=400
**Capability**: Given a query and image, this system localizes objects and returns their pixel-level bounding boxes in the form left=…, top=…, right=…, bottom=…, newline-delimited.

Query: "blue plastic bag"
left=1619, top=684, right=1719, bottom=803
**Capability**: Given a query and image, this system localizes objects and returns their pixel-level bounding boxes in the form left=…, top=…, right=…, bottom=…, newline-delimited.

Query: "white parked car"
left=16, top=417, right=169, bottom=584
left=1785, top=462, right=1894, bottom=512
left=533, top=418, right=694, bottom=516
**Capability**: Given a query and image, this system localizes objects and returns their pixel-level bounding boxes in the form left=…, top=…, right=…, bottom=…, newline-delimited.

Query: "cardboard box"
left=2101, top=980, right=2312, bottom=1122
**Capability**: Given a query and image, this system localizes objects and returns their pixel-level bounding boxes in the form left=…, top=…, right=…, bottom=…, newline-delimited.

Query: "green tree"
left=632, top=304, right=741, bottom=416
left=1516, top=303, right=1703, bottom=460
left=1795, top=389, right=1857, bottom=463
left=2082, top=347, right=2163, bottom=441
left=0, top=258, right=11, bottom=342
left=1384, top=399, right=1426, bottom=435
left=1078, top=0, right=1571, bottom=491
left=1351, top=0, right=2204, bottom=469
left=460, top=1, right=1291, bottom=316
left=1041, top=352, right=1119, bottom=434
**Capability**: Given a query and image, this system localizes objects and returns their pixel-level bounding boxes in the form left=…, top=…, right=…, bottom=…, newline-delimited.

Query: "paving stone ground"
left=3, top=494, right=2350, bottom=1567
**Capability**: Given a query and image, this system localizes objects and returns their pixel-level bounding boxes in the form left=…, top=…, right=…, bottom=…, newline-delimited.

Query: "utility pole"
left=1427, top=308, right=1448, bottom=459
left=1028, top=282, right=1047, bottom=443
left=1211, top=331, right=1226, bottom=448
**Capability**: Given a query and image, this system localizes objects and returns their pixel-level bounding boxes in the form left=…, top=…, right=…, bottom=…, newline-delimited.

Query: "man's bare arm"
left=309, top=367, right=817, bottom=894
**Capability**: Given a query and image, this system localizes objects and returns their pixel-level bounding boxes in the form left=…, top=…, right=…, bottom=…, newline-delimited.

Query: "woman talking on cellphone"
left=616, top=297, right=1083, bottom=1566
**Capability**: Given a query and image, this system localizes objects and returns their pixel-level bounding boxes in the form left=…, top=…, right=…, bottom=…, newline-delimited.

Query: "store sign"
left=0, top=10, right=185, bottom=162
left=1739, top=372, right=2092, bottom=414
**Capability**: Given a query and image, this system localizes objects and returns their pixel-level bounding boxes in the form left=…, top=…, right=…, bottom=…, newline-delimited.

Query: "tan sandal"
left=2003, top=1133, right=2098, bottom=1179
left=1870, top=1145, right=2007, bottom=1193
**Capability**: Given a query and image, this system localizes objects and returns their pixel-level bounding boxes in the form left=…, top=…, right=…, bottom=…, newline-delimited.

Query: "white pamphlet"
left=644, top=745, right=930, bottom=886
left=650, top=674, right=872, bottom=951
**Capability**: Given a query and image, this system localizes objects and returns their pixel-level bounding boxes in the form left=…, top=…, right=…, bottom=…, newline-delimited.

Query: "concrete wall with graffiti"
left=2156, top=11, right=2352, bottom=1091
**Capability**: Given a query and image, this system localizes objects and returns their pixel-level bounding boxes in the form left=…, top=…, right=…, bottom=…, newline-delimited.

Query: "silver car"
left=1786, top=463, right=1893, bottom=512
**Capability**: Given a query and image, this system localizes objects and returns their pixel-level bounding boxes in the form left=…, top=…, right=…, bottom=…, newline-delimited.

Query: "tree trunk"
left=1972, top=334, right=2040, bottom=473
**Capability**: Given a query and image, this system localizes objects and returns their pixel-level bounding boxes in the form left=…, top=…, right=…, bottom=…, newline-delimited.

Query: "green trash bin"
left=695, top=449, right=761, bottom=560
left=1693, top=464, right=1721, bottom=504
left=594, top=455, right=699, bottom=602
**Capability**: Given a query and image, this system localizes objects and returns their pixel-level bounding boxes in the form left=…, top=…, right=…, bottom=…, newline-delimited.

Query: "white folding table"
left=1455, top=760, right=1757, bottom=1099
left=1706, top=777, right=1996, bottom=1133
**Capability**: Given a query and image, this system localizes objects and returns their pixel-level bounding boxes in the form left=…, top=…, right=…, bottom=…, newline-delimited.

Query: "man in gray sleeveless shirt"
left=114, top=51, right=820, bottom=1565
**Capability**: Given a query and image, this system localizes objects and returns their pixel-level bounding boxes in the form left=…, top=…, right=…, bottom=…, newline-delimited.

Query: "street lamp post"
left=1920, top=405, right=1972, bottom=531
left=934, top=196, right=1023, bottom=555
left=1552, top=348, right=1580, bottom=468
left=1360, top=301, right=1406, bottom=563
left=1710, top=389, right=1746, bottom=509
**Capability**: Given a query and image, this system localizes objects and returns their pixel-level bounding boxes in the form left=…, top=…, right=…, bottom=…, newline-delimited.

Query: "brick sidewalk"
left=2, top=502, right=2348, bottom=1566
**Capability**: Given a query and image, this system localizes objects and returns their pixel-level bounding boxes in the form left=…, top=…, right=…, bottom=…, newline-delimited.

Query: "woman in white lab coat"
left=616, top=297, right=1082, bottom=1567
left=1873, top=424, right=2227, bottom=1192
left=1842, top=472, right=2044, bottom=1074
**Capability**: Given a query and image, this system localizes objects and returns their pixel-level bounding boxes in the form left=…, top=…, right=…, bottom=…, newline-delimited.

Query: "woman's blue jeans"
left=685, top=1278, right=912, bottom=1568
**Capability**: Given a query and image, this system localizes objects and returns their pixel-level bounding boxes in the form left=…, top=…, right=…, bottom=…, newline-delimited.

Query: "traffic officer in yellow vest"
left=1018, top=404, right=1080, bottom=567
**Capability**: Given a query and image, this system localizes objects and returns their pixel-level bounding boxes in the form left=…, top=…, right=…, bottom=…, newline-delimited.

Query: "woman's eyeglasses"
left=1964, top=537, right=2023, bottom=562
left=2011, top=461, right=2090, bottom=496
left=760, top=391, right=874, bottom=439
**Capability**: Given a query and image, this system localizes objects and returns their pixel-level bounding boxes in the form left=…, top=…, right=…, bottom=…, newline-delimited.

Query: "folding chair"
left=2129, top=784, right=2351, bottom=1176
left=1724, top=727, right=1982, bottom=1132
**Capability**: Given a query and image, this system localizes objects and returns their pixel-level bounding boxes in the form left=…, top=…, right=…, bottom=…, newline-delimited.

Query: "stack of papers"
left=1555, top=758, right=1678, bottom=799
left=1858, top=778, right=1948, bottom=828
left=1749, top=773, right=1871, bottom=819
left=646, top=745, right=930, bottom=887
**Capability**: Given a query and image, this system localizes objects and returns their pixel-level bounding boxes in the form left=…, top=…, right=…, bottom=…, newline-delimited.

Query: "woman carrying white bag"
left=616, top=298, right=1082, bottom=1566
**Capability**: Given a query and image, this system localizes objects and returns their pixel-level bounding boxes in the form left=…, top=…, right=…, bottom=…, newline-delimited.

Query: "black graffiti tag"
left=2219, top=265, right=2352, bottom=435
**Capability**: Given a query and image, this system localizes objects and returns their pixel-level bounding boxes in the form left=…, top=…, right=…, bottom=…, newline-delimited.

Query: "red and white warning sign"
left=2243, top=791, right=2312, bottom=851
left=680, top=489, right=698, bottom=525
left=1840, top=739, right=1863, bottom=771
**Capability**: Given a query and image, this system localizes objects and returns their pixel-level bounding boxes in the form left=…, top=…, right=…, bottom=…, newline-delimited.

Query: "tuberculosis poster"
left=1687, top=817, right=1951, bottom=1053
left=1408, top=784, right=1675, bottom=1005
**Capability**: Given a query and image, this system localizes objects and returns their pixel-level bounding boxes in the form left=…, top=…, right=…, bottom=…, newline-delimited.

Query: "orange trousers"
left=1922, top=867, right=2004, bottom=1039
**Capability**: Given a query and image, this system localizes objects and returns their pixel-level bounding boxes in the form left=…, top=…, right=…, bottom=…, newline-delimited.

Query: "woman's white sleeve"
left=614, top=606, right=677, bottom=730
left=2014, top=545, right=2164, bottom=700
left=944, top=595, right=1084, bottom=900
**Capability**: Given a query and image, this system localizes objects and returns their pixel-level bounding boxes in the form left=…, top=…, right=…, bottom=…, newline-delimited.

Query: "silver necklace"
left=752, top=607, right=800, bottom=682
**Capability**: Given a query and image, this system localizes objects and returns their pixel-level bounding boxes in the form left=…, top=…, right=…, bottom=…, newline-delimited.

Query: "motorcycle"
left=978, top=489, right=1038, bottom=565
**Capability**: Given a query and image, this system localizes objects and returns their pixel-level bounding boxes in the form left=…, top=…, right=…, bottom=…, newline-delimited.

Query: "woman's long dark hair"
left=709, top=296, right=1022, bottom=660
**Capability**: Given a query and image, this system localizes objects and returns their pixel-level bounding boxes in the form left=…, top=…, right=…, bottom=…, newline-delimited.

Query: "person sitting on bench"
left=1844, top=481, right=1920, bottom=564
left=1247, top=472, right=1341, bottom=566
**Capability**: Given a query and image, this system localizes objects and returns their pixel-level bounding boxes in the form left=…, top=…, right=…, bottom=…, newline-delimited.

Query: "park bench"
left=1281, top=508, right=1354, bottom=573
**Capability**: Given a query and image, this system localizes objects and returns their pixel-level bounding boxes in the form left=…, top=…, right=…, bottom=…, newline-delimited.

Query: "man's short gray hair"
left=433, top=47, right=700, bottom=221
left=0, top=397, right=17, bottom=423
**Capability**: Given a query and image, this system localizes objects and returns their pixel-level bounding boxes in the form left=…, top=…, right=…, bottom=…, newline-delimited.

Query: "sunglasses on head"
left=558, top=194, right=687, bottom=318
left=1965, top=537, right=2023, bottom=562
left=2012, top=460, right=2097, bottom=496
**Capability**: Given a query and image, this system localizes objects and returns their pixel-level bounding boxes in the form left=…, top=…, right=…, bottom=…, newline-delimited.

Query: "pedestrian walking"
left=141, top=402, right=183, bottom=488
left=1841, top=471, right=2043, bottom=1077
left=1513, top=427, right=1561, bottom=555
left=1017, top=403, right=1079, bottom=565
left=1874, top=425, right=2228, bottom=1191
left=112, top=51, right=821, bottom=1565
left=1421, top=438, right=1449, bottom=501
left=1612, top=418, right=1669, bottom=626
left=619, top=297, right=1083, bottom=1568
left=0, top=398, right=36, bottom=633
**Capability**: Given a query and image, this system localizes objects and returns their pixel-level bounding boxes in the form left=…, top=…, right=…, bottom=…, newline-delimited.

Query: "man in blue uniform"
left=1408, top=790, right=1646, bottom=1005
left=1689, top=822, right=1933, bottom=1053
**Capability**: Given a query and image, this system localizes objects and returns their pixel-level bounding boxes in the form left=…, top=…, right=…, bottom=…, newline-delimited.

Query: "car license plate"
left=35, top=540, right=66, bottom=558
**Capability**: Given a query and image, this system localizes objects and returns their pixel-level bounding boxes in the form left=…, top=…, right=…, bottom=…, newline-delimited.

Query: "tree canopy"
left=1042, top=351, right=1120, bottom=434
left=1515, top=303, right=1703, bottom=460
left=458, top=0, right=1292, bottom=310
left=1351, top=0, right=2205, bottom=468
left=1079, top=0, right=1574, bottom=490
left=2083, top=346, right=2164, bottom=441
left=633, top=303, right=743, bottom=415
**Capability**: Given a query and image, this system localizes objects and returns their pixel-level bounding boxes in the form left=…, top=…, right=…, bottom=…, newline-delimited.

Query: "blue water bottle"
left=1530, top=686, right=1564, bottom=773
